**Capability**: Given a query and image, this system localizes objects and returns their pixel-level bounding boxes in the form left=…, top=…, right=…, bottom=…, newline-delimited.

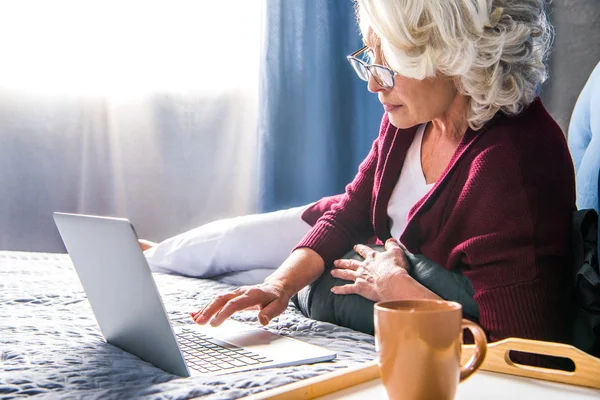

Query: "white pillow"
left=145, top=205, right=312, bottom=285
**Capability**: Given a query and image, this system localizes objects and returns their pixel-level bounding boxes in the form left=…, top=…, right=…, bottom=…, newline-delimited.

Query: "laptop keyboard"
left=176, top=328, right=273, bottom=374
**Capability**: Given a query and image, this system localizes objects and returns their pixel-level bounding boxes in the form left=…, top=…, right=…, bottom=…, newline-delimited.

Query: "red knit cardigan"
left=296, top=98, right=576, bottom=344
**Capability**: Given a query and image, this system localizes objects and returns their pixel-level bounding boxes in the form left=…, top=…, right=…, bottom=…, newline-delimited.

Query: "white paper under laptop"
left=53, top=212, right=336, bottom=377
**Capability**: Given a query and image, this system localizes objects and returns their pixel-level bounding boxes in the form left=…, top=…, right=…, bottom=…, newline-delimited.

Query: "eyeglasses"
left=347, top=45, right=397, bottom=89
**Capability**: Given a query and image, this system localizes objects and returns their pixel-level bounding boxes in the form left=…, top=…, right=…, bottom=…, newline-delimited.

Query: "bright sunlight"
left=0, top=0, right=261, bottom=98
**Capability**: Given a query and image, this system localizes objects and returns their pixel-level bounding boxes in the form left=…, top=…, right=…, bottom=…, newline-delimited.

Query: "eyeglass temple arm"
left=349, top=45, right=368, bottom=58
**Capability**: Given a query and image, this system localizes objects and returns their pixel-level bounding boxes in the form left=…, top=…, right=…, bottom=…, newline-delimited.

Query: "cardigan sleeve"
left=294, top=114, right=391, bottom=266
left=448, top=139, right=574, bottom=344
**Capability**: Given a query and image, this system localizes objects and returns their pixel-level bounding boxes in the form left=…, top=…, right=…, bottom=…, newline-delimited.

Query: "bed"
left=0, top=251, right=376, bottom=399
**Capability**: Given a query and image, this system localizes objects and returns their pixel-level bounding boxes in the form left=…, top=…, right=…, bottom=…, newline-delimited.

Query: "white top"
left=387, top=123, right=434, bottom=241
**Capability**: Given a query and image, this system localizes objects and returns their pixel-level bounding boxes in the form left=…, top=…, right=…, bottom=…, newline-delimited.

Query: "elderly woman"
left=186, top=0, right=575, bottom=346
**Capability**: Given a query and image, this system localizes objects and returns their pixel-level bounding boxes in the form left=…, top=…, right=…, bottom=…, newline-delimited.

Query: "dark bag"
left=292, top=245, right=479, bottom=335
left=568, top=209, right=600, bottom=357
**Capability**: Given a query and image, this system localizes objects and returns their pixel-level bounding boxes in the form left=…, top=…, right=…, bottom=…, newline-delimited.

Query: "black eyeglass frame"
left=346, top=45, right=398, bottom=89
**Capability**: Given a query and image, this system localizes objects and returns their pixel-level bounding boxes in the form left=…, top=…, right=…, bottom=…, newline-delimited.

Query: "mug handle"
left=460, top=319, right=488, bottom=382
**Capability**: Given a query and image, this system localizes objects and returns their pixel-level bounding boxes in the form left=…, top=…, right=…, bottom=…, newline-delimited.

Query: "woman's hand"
left=190, top=282, right=292, bottom=327
left=330, top=238, right=412, bottom=302
left=192, top=247, right=326, bottom=328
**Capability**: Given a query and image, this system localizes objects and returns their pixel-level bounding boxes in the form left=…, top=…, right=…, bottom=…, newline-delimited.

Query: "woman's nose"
left=367, top=73, right=385, bottom=93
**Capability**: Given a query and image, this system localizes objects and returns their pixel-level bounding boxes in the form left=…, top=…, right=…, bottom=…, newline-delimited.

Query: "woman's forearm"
left=264, top=247, right=325, bottom=297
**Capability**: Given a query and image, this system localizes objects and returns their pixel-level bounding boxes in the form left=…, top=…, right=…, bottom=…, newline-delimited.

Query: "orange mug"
left=374, top=300, right=487, bottom=400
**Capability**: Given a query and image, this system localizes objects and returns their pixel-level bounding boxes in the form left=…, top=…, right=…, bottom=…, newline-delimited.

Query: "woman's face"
left=365, top=33, right=460, bottom=129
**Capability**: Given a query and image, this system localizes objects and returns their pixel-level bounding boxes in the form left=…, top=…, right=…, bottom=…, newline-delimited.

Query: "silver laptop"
left=53, top=212, right=336, bottom=377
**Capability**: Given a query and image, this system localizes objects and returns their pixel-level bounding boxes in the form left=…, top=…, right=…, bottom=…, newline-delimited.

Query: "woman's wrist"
left=264, top=247, right=325, bottom=299
left=263, top=277, right=295, bottom=300
left=380, top=271, right=442, bottom=301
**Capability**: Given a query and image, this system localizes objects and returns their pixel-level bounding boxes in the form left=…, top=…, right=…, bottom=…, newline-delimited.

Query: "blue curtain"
left=258, top=0, right=382, bottom=212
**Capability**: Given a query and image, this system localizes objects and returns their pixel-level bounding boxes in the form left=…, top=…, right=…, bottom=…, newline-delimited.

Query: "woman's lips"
left=383, top=104, right=401, bottom=112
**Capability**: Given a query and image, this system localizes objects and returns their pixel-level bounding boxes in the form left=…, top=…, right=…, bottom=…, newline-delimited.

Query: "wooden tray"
left=460, top=337, right=600, bottom=390
left=243, top=338, right=600, bottom=399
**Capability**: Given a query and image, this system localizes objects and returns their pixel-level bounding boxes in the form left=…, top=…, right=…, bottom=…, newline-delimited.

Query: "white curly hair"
left=355, top=0, right=554, bottom=130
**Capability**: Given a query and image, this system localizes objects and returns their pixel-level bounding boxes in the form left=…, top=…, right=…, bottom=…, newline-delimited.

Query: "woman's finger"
left=209, top=293, right=266, bottom=327
left=383, top=239, right=410, bottom=271
left=333, top=259, right=361, bottom=270
left=193, top=291, right=241, bottom=325
left=384, top=238, right=402, bottom=252
left=190, top=286, right=243, bottom=318
left=258, top=297, right=288, bottom=326
left=330, top=283, right=358, bottom=295
left=354, top=244, right=376, bottom=259
left=330, top=268, right=358, bottom=281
